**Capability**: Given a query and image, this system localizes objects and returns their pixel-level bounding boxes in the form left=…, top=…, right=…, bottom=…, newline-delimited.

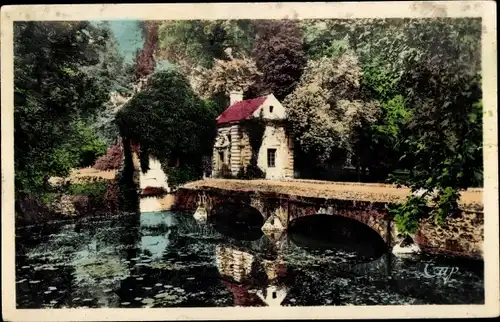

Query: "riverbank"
left=182, top=179, right=483, bottom=211
left=16, top=169, right=120, bottom=226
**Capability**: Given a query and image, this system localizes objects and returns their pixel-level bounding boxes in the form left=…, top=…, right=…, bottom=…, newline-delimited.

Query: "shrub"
left=72, top=195, right=91, bottom=215
left=244, top=163, right=265, bottom=179
left=236, top=155, right=266, bottom=180
left=78, top=137, right=107, bottom=168
left=165, top=164, right=200, bottom=189
left=15, top=196, right=59, bottom=226
left=93, top=143, right=124, bottom=171
left=236, top=167, right=246, bottom=179
left=388, top=195, right=428, bottom=236
left=67, top=181, right=108, bottom=200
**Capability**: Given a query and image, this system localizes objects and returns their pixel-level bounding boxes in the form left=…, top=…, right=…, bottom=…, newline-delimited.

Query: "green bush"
left=165, top=164, right=200, bottom=189
left=388, top=195, right=427, bottom=236
left=67, top=181, right=108, bottom=200
left=431, top=187, right=460, bottom=225
left=236, top=155, right=266, bottom=180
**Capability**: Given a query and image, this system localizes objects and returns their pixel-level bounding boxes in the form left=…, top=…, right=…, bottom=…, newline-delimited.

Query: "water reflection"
left=15, top=209, right=484, bottom=308
left=288, top=214, right=388, bottom=263
left=209, top=203, right=265, bottom=241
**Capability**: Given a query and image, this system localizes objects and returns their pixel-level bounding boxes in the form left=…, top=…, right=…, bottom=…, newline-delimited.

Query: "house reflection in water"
left=215, top=241, right=289, bottom=307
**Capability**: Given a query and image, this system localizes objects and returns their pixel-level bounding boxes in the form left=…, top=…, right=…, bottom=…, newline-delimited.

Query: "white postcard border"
left=1, top=2, right=498, bottom=321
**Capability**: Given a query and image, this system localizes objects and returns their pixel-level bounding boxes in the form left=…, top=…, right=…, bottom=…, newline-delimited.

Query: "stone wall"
left=212, top=122, right=293, bottom=179
left=230, top=125, right=242, bottom=176
left=415, top=210, right=483, bottom=259
left=212, top=126, right=232, bottom=177
left=257, top=124, right=292, bottom=179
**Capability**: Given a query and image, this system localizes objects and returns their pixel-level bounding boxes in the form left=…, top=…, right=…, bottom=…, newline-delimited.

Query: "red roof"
left=216, top=96, right=267, bottom=125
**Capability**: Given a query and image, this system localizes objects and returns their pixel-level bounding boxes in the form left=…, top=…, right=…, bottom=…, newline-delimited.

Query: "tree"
left=358, top=95, right=412, bottom=180
left=194, top=50, right=262, bottom=100
left=82, top=21, right=135, bottom=146
left=301, top=19, right=350, bottom=60
left=157, top=20, right=257, bottom=109
left=284, top=51, right=380, bottom=174
left=115, top=70, right=221, bottom=184
left=299, top=19, right=415, bottom=180
left=14, top=21, right=111, bottom=196
left=133, top=21, right=160, bottom=81
left=387, top=18, right=482, bottom=234
left=250, top=20, right=307, bottom=100
left=157, top=20, right=256, bottom=71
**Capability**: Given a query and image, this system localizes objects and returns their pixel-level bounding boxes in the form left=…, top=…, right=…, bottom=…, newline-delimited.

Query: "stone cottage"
left=211, top=90, right=294, bottom=180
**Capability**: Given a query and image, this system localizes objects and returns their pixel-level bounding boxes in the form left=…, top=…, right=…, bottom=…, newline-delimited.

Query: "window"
left=219, top=151, right=224, bottom=163
left=267, top=149, right=276, bottom=168
left=269, top=105, right=274, bottom=113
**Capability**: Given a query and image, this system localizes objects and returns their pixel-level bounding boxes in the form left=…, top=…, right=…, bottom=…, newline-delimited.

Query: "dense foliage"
left=194, top=53, right=261, bottom=99
left=284, top=51, right=380, bottom=172
left=388, top=18, right=483, bottom=231
left=250, top=20, right=307, bottom=100
left=157, top=20, right=255, bottom=71
left=14, top=21, right=113, bottom=196
left=116, top=70, right=221, bottom=187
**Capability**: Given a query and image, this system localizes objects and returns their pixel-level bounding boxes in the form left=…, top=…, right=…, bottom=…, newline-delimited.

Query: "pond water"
left=15, top=209, right=484, bottom=308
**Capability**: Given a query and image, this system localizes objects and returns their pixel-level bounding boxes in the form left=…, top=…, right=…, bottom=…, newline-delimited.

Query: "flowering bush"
left=93, top=143, right=123, bottom=170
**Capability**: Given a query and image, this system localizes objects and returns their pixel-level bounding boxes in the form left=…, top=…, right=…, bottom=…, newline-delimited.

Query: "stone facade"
left=172, top=187, right=484, bottom=259
left=211, top=92, right=294, bottom=179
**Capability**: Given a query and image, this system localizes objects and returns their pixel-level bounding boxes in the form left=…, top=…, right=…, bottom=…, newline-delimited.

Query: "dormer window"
left=269, top=105, right=274, bottom=113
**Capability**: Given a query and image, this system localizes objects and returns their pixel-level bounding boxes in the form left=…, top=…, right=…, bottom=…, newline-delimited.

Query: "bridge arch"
left=209, top=202, right=266, bottom=241
left=287, top=214, right=388, bottom=260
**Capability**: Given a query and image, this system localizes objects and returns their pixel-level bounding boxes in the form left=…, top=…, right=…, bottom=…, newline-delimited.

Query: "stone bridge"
left=172, top=186, right=397, bottom=247
left=171, top=184, right=484, bottom=259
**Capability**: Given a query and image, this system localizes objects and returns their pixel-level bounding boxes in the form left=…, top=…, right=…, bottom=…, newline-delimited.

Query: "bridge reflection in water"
left=15, top=206, right=483, bottom=308
left=205, top=205, right=393, bottom=307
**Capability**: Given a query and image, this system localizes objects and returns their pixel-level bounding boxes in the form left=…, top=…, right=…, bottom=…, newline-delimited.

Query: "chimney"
left=229, top=90, right=243, bottom=105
